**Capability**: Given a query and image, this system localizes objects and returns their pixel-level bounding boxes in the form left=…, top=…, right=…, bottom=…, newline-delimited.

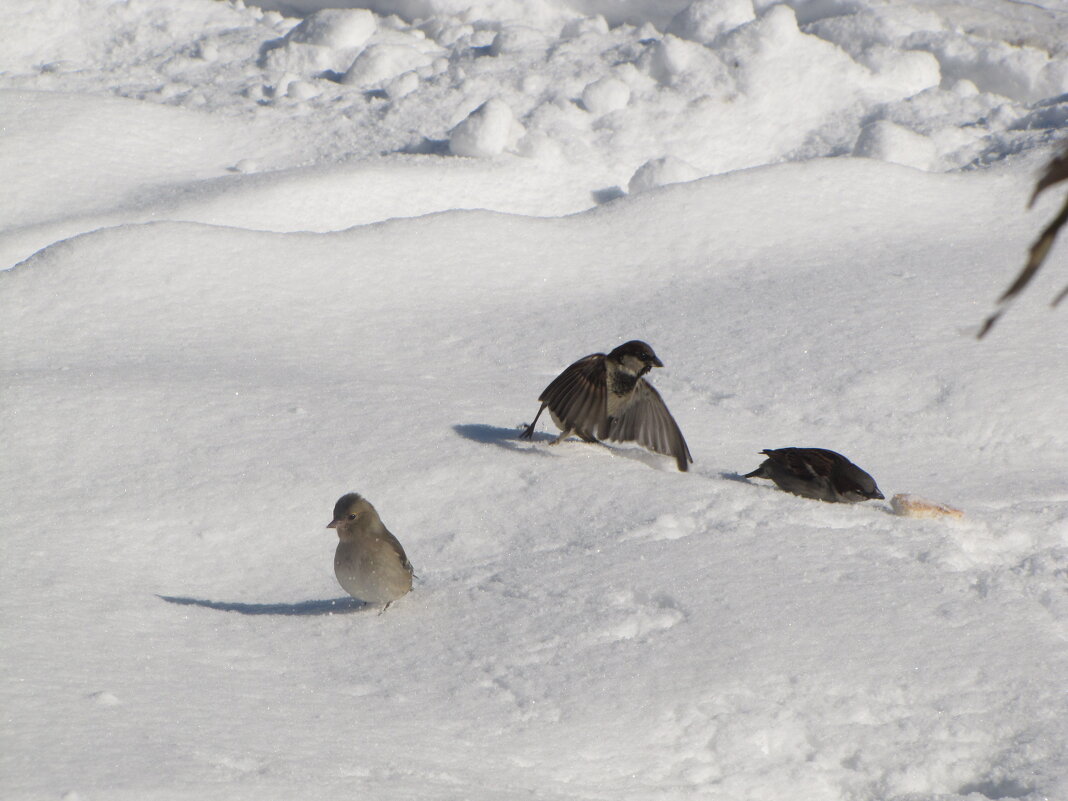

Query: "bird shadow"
left=452, top=422, right=557, bottom=451
left=719, top=471, right=754, bottom=484
left=454, top=422, right=682, bottom=471
left=157, top=594, right=370, bottom=616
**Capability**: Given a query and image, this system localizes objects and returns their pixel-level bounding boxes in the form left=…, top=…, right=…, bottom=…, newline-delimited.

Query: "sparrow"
left=744, top=447, right=884, bottom=503
left=519, top=340, right=693, bottom=471
left=326, top=493, right=413, bottom=609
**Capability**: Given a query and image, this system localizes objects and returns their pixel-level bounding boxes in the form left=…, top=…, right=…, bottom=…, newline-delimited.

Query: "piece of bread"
left=890, top=493, right=964, bottom=519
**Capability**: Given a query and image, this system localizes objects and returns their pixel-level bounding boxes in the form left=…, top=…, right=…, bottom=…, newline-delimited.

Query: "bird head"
left=834, top=464, right=884, bottom=502
left=841, top=482, right=884, bottom=501
left=608, top=340, right=663, bottom=376
left=327, top=492, right=376, bottom=530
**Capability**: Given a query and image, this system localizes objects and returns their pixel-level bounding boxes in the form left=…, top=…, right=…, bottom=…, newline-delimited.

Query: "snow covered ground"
left=2, top=0, right=1067, bottom=799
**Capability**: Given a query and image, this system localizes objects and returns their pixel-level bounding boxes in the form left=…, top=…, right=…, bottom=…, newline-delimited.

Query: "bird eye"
left=348, top=514, right=357, bottom=520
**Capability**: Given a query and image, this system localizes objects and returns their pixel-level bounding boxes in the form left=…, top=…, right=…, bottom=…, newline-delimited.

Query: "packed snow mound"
left=628, top=154, right=704, bottom=192
left=1, top=0, right=1064, bottom=179
left=854, top=119, right=939, bottom=170
left=285, top=8, right=376, bottom=49
left=0, top=91, right=259, bottom=230
left=3, top=0, right=1067, bottom=270
left=668, top=0, right=756, bottom=44
left=449, top=97, right=525, bottom=156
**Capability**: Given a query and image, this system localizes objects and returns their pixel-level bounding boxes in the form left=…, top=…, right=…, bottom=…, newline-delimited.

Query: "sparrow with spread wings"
left=519, top=340, right=693, bottom=472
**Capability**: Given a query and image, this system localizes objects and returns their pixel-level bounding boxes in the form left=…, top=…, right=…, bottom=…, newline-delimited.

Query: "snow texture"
left=1, top=0, right=1067, bottom=800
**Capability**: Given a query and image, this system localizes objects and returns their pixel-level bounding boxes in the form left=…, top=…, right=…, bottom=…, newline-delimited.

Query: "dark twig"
left=979, top=142, right=1068, bottom=338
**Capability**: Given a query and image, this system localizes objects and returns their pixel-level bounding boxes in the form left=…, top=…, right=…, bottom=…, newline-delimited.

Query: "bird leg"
left=519, top=403, right=547, bottom=440
left=549, top=427, right=574, bottom=445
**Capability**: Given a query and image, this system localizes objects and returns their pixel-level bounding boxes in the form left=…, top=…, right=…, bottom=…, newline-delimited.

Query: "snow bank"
left=3, top=0, right=1066, bottom=268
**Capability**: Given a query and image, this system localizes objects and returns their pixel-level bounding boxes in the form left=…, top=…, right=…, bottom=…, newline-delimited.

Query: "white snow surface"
left=2, top=0, right=1068, bottom=799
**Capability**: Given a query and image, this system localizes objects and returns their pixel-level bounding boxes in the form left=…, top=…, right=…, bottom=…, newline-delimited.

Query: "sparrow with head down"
left=744, top=447, right=883, bottom=503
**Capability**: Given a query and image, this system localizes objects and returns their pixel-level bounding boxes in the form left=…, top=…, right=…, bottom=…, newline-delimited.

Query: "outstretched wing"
left=538, top=353, right=608, bottom=437
left=606, top=379, right=692, bottom=471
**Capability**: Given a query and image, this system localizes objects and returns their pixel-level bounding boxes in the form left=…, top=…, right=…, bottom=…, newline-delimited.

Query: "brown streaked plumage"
left=519, top=340, right=692, bottom=472
left=744, top=447, right=883, bottom=503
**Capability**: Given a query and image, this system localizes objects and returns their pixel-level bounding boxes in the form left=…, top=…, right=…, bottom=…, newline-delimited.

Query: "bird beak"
left=326, top=521, right=338, bottom=529
left=651, top=356, right=664, bottom=368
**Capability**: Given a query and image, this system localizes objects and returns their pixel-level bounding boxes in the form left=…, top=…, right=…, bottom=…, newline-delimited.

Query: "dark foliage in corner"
left=979, top=141, right=1068, bottom=338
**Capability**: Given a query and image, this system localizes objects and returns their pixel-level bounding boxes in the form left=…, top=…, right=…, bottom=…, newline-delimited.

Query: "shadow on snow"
left=452, top=422, right=672, bottom=470
left=157, top=594, right=370, bottom=615
left=453, top=422, right=557, bottom=450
